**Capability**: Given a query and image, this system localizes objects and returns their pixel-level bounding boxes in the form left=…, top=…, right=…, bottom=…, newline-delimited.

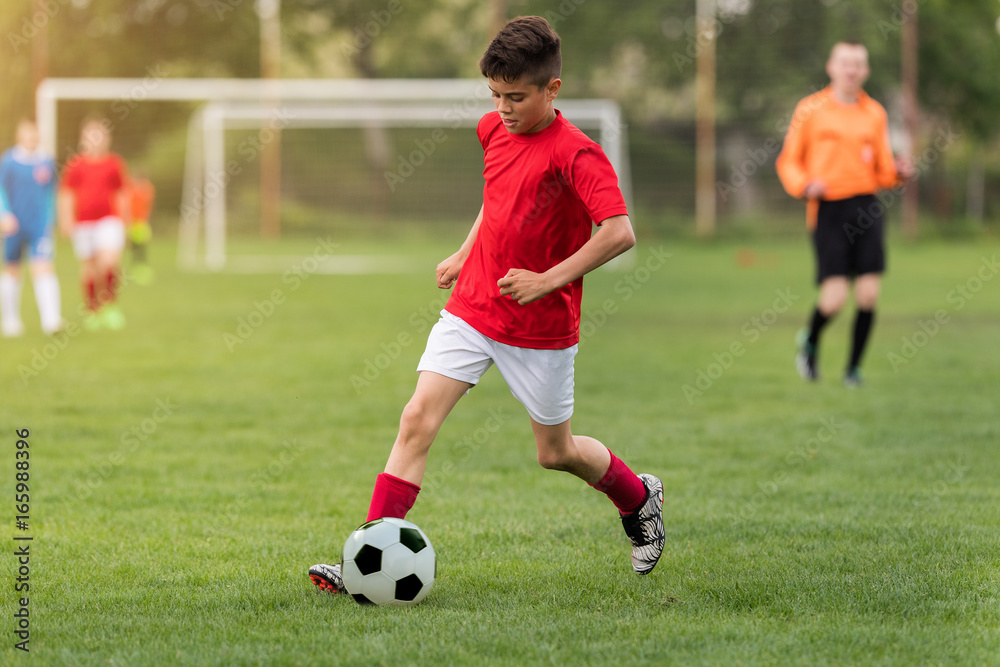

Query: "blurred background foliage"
left=1, top=0, right=999, bottom=238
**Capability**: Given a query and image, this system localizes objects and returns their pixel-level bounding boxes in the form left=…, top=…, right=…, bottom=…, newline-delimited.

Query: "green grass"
left=2, top=233, right=998, bottom=666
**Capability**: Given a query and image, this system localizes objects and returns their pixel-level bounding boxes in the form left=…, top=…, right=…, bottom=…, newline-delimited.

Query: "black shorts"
left=812, top=194, right=886, bottom=285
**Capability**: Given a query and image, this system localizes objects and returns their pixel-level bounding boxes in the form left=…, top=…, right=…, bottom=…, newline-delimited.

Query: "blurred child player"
left=126, top=173, right=155, bottom=285
left=310, top=16, right=665, bottom=593
left=59, top=117, right=130, bottom=330
left=0, top=119, right=62, bottom=336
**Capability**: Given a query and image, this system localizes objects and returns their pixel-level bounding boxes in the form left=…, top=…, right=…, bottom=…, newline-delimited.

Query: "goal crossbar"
left=36, top=78, right=630, bottom=272
left=37, top=77, right=502, bottom=155
left=183, top=99, right=628, bottom=270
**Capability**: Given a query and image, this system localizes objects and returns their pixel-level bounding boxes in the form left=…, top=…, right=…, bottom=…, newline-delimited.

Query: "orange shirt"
left=129, top=178, right=155, bottom=222
left=776, top=86, right=899, bottom=227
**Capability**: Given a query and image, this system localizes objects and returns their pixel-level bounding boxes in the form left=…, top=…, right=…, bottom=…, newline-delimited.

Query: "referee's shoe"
left=796, top=328, right=818, bottom=381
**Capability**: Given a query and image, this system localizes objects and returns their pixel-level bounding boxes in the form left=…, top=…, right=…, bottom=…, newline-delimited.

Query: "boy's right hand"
left=58, top=218, right=75, bottom=238
left=436, top=251, right=466, bottom=289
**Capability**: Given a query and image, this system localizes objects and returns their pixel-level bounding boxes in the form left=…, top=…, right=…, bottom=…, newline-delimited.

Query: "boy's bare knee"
left=819, top=292, right=847, bottom=315
left=535, top=438, right=575, bottom=471
left=537, top=449, right=568, bottom=471
left=398, top=400, right=437, bottom=444
left=856, top=294, right=878, bottom=310
left=855, top=281, right=880, bottom=310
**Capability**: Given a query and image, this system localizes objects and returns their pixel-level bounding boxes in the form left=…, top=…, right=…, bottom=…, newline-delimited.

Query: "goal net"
left=36, top=78, right=630, bottom=272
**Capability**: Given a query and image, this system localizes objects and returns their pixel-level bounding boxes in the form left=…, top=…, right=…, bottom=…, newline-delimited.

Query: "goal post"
left=36, top=78, right=631, bottom=272
left=184, top=99, right=629, bottom=270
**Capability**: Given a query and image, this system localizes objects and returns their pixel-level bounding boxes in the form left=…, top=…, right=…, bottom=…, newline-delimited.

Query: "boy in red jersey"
left=59, top=117, right=130, bottom=330
left=310, top=16, right=665, bottom=594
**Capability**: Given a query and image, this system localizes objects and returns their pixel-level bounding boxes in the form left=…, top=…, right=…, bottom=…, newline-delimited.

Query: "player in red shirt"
left=310, top=16, right=665, bottom=593
left=59, top=117, right=130, bottom=330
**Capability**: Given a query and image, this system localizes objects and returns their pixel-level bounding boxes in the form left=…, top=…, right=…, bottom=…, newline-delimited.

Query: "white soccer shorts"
left=417, top=310, right=576, bottom=426
left=71, top=216, right=126, bottom=259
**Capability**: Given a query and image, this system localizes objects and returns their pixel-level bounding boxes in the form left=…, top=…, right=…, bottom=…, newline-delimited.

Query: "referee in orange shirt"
left=777, top=41, right=913, bottom=386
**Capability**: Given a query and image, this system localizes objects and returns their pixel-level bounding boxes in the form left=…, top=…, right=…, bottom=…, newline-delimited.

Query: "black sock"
left=848, top=309, right=875, bottom=370
left=806, top=307, right=832, bottom=348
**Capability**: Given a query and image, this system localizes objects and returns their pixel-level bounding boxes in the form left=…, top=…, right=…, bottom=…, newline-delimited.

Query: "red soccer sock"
left=366, top=472, right=421, bottom=522
left=590, top=450, right=647, bottom=515
left=83, top=276, right=98, bottom=311
left=105, top=268, right=118, bottom=303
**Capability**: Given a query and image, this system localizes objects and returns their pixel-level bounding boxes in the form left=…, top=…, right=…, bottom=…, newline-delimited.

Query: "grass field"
left=2, top=231, right=998, bottom=666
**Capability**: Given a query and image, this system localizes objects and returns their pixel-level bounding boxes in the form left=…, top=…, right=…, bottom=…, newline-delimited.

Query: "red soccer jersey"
left=445, top=110, right=628, bottom=350
left=62, top=153, right=127, bottom=224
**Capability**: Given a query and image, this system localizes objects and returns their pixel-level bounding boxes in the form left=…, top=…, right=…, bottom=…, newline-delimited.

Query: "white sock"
left=33, top=272, right=63, bottom=333
left=0, top=273, right=24, bottom=334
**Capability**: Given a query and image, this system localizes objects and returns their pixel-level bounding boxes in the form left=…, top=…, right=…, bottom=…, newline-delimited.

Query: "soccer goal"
left=36, top=78, right=631, bottom=272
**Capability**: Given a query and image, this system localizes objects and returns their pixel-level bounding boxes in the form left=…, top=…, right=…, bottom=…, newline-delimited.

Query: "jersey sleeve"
left=477, top=112, right=501, bottom=151
left=775, top=98, right=814, bottom=198
left=562, top=145, right=628, bottom=225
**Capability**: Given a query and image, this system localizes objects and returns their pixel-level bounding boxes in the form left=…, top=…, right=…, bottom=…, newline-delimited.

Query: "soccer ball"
left=341, top=517, right=436, bottom=606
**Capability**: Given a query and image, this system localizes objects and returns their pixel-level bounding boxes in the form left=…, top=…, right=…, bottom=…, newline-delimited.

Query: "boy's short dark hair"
left=479, top=16, right=561, bottom=89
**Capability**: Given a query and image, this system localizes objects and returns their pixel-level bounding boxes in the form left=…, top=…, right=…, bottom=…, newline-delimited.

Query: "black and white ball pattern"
left=341, top=517, right=436, bottom=606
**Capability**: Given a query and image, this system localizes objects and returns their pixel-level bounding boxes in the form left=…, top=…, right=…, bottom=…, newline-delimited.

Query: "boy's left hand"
left=498, top=269, right=553, bottom=305
left=894, top=155, right=915, bottom=180
left=0, top=214, right=18, bottom=237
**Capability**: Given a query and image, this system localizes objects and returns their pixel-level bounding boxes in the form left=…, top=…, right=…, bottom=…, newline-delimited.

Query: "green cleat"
left=100, top=304, right=127, bottom=331
left=82, top=311, right=102, bottom=332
